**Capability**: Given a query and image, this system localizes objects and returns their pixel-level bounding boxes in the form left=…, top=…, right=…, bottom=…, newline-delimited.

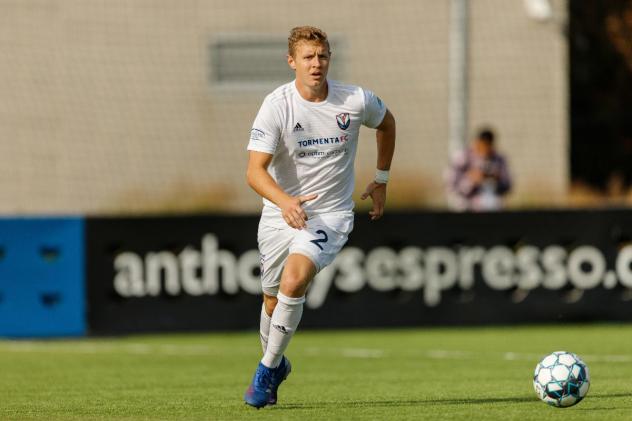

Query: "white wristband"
left=374, top=169, right=389, bottom=184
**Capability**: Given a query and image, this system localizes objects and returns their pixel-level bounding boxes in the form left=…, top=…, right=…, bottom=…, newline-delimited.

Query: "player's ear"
left=287, top=54, right=296, bottom=70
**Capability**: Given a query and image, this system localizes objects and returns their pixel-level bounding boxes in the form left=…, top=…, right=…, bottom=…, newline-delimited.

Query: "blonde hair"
left=288, top=26, right=330, bottom=57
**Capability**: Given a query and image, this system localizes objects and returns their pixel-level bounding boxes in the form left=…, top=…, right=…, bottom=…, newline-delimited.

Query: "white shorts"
left=257, top=212, right=354, bottom=296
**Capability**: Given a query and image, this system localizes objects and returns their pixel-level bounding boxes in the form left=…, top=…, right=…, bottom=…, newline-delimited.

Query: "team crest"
left=336, top=113, right=351, bottom=130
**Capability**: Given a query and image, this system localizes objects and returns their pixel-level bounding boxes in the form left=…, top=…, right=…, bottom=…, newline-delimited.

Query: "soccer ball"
left=533, top=351, right=590, bottom=407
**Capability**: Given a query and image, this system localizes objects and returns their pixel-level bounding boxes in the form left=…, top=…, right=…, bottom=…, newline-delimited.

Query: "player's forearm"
left=246, top=166, right=293, bottom=208
left=375, top=111, right=396, bottom=170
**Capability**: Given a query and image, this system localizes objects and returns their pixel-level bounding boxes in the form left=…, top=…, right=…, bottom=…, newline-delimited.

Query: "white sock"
left=259, top=303, right=271, bottom=354
left=261, top=292, right=305, bottom=368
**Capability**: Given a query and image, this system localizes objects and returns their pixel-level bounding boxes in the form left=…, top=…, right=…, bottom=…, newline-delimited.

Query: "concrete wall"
left=0, top=0, right=567, bottom=214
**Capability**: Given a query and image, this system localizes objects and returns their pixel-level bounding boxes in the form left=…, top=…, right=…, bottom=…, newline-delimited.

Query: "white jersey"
left=247, top=79, right=387, bottom=228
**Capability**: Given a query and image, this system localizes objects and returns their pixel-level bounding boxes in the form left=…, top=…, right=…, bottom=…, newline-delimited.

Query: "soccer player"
left=244, top=26, right=396, bottom=408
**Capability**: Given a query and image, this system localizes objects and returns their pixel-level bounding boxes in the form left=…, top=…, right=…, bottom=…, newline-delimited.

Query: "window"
left=210, top=34, right=343, bottom=89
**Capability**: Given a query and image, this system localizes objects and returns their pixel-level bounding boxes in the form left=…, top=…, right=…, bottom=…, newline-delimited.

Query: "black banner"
left=86, top=210, right=632, bottom=334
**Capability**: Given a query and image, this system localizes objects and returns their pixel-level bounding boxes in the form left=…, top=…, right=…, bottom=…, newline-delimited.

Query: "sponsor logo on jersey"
left=336, top=113, right=351, bottom=130
left=296, top=134, right=349, bottom=148
left=298, top=147, right=348, bottom=159
left=293, top=122, right=304, bottom=132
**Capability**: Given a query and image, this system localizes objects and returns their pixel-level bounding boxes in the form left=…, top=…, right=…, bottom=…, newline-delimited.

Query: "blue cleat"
left=268, top=356, right=292, bottom=405
left=244, top=362, right=274, bottom=408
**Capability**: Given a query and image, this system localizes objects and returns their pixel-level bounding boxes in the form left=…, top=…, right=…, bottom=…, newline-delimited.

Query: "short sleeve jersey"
left=247, top=80, right=387, bottom=227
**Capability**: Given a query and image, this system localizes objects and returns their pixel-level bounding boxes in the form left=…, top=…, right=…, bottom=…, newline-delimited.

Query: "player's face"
left=288, top=41, right=330, bottom=90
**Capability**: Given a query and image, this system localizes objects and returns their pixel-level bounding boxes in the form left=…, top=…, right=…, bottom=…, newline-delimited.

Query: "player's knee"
left=263, top=294, right=277, bottom=316
left=280, top=272, right=310, bottom=297
left=280, top=254, right=316, bottom=296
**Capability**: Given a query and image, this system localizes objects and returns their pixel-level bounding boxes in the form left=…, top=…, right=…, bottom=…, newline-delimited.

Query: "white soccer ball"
left=533, top=351, right=590, bottom=407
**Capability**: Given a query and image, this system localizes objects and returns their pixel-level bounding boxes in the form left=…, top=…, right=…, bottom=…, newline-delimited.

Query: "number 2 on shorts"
left=310, top=229, right=329, bottom=251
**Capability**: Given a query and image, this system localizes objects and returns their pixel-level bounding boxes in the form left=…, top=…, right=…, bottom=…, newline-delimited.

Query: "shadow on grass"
left=572, top=392, right=632, bottom=411
left=277, top=396, right=534, bottom=410
left=274, top=393, right=632, bottom=411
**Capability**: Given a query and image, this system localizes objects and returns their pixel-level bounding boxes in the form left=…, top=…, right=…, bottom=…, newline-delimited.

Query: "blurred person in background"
left=446, top=127, right=512, bottom=211
left=244, top=26, right=396, bottom=408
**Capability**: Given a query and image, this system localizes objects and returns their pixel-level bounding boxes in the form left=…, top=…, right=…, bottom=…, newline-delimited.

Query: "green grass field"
left=1, top=324, right=631, bottom=420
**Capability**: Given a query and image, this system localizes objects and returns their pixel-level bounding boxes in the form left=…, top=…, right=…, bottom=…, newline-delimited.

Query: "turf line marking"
left=422, top=350, right=632, bottom=363
left=1, top=342, right=631, bottom=363
left=426, top=350, right=471, bottom=359
left=500, top=351, right=632, bottom=363
left=303, top=347, right=385, bottom=358
left=340, top=348, right=385, bottom=358
left=0, top=342, right=222, bottom=356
